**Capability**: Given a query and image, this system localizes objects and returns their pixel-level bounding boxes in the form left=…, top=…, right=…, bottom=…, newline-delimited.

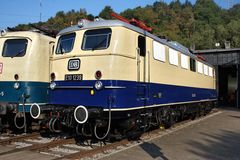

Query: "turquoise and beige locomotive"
left=0, top=30, right=55, bottom=131
left=30, top=16, right=217, bottom=139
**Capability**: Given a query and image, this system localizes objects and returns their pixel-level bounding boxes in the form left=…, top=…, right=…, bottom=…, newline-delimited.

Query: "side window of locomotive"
left=153, top=41, right=165, bottom=62
left=2, top=39, right=28, bottom=57
left=82, top=28, right=111, bottom=50
left=169, top=48, right=178, bottom=66
left=56, top=33, right=75, bottom=54
left=209, top=66, right=213, bottom=77
left=138, top=36, right=146, bottom=57
left=190, top=58, right=196, bottom=72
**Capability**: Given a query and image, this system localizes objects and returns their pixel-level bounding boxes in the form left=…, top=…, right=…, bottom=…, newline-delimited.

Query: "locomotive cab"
left=0, top=31, right=55, bottom=131
left=49, top=22, right=141, bottom=108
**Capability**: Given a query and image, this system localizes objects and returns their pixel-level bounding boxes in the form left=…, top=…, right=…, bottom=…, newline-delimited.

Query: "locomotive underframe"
left=0, top=102, right=17, bottom=115
left=0, top=102, right=34, bottom=133
left=31, top=100, right=216, bottom=140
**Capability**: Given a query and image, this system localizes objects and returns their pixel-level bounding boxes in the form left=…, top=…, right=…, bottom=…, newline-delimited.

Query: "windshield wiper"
left=12, top=49, right=25, bottom=58
left=58, top=43, right=65, bottom=54
left=92, top=38, right=107, bottom=51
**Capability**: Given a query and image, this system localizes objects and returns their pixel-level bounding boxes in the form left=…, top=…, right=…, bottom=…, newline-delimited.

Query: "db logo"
left=0, top=63, right=2, bottom=74
left=68, top=59, right=80, bottom=71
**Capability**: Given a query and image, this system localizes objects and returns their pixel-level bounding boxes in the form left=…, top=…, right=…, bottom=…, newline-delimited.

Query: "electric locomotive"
left=30, top=15, right=217, bottom=139
left=0, top=30, right=55, bottom=132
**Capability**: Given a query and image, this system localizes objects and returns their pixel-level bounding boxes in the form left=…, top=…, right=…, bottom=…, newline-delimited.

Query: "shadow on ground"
left=229, top=115, right=240, bottom=119
left=186, top=129, right=240, bottom=160
left=218, top=106, right=240, bottom=112
left=139, top=142, right=168, bottom=160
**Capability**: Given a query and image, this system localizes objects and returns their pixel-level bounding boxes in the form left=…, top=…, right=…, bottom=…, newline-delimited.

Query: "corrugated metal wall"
left=199, top=52, right=240, bottom=66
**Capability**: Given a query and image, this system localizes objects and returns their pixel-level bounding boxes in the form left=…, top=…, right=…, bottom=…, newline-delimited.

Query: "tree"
left=226, top=20, right=240, bottom=47
left=12, top=1, right=240, bottom=49
left=194, top=0, right=222, bottom=25
left=99, top=6, right=114, bottom=19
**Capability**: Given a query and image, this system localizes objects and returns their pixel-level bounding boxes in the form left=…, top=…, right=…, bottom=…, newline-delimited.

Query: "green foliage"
left=13, top=9, right=92, bottom=32
left=226, top=20, right=240, bottom=47
left=12, top=1, right=240, bottom=50
left=46, top=9, right=90, bottom=31
left=99, top=6, right=114, bottom=19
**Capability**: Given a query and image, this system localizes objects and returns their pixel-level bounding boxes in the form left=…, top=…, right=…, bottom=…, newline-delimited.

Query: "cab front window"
left=2, top=39, right=28, bottom=57
left=56, top=33, right=75, bottom=54
left=82, top=28, right=111, bottom=51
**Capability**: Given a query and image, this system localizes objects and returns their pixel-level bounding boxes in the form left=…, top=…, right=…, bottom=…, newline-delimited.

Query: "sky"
left=0, top=0, right=239, bottom=30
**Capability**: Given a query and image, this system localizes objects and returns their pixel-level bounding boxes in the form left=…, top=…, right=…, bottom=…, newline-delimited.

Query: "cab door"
left=136, top=35, right=149, bottom=106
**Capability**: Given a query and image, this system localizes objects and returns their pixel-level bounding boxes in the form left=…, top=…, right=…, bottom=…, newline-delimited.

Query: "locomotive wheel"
left=76, top=122, right=93, bottom=137
left=0, top=118, right=3, bottom=133
left=190, top=107, right=199, bottom=120
left=191, top=112, right=198, bottom=120
left=164, top=110, right=175, bottom=129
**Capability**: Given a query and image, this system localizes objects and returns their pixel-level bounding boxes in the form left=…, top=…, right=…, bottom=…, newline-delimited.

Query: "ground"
left=101, top=107, right=240, bottom=160
left=0, top=107, right=239, bottom=160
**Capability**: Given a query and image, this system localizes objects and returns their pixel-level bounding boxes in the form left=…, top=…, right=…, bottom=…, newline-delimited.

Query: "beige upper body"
left=0, top=31, right=55, bottom=82
left=52, top=26, right=216, bottom=90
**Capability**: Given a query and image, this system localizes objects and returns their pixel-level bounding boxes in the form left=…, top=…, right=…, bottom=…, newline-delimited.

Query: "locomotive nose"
left=30, top=103, right=41, bottom=119
left=74, top=105, right=88, bottom=124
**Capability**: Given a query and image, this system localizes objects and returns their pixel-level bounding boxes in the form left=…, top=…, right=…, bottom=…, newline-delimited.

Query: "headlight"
left=94, top=81, right=103, bottom=90
left=50, top=82, right=56, bottom=90
left=13, top=82, right=20, bottom=89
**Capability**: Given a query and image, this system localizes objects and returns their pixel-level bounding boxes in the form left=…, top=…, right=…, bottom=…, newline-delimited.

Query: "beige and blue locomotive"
left=30, top=18, right=217, bottom=139
left=0, top=30, right=54, bottom=131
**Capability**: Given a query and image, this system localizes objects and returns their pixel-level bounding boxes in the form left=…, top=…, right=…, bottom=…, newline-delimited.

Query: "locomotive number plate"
left=65, top=74, right=83, bottom=81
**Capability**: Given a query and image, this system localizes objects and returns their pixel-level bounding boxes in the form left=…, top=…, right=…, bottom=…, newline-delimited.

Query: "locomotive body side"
left=148, top=40, right=216, bottom=110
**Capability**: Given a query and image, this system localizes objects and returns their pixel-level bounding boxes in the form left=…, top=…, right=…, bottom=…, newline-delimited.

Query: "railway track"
left=0, top=132, right=40, bottom=145
left=54, top=109, right=221, bottom=160
left=0, top=137, right=75, bottom=156
left=0, top=109, right=221, bottom=160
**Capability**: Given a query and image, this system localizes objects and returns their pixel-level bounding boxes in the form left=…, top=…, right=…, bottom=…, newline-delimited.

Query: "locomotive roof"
left=58, top=19, right=212, bottom=67
left=0, top=30, right=55, bottom=41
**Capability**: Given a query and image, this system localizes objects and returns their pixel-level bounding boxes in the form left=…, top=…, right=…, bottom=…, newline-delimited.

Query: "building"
left=194, top=48, right=240, bottom=108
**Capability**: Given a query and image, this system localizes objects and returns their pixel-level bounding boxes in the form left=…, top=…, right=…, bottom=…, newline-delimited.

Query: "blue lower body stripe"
left=0, top=81, right=49, bottom=112
left=50, top=80, right=217, bottom=110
